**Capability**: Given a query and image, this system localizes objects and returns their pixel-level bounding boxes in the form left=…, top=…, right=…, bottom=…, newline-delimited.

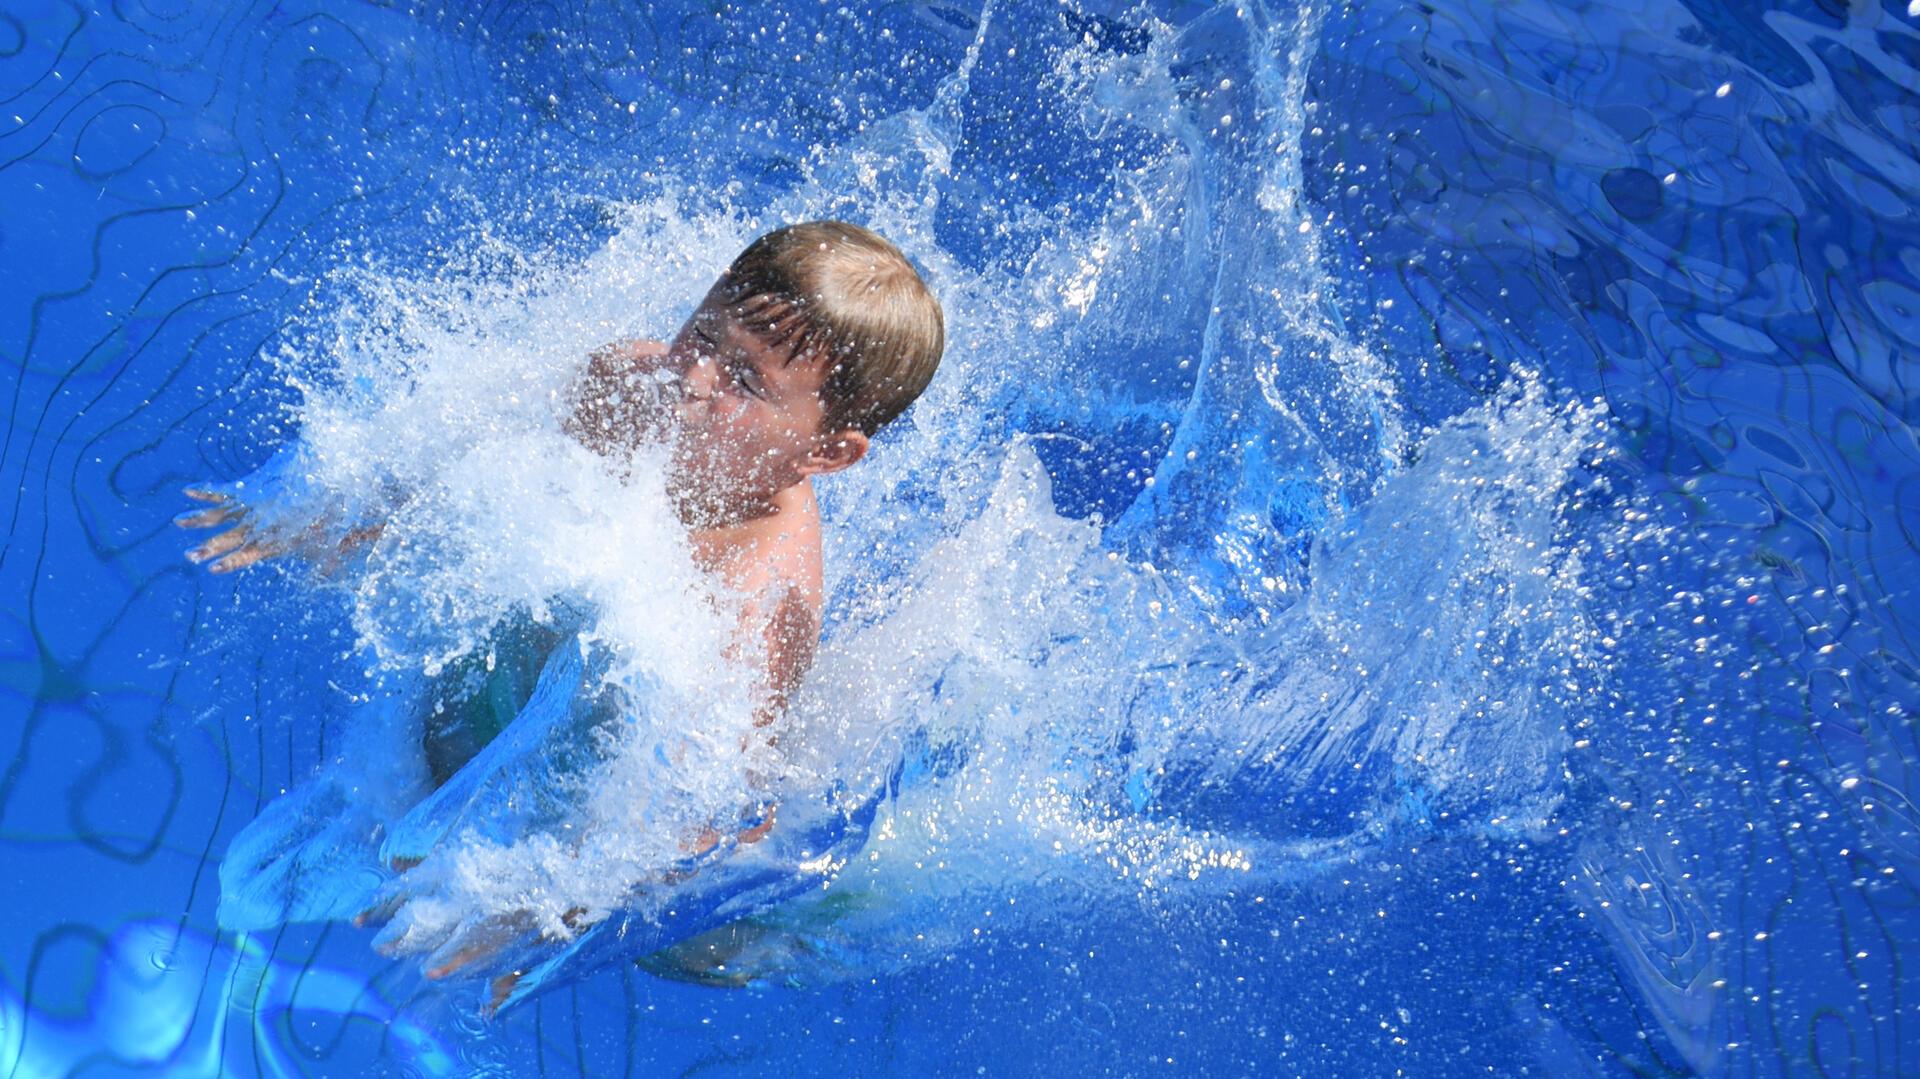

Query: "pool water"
left=3, top=0, right=1917, bottom=1074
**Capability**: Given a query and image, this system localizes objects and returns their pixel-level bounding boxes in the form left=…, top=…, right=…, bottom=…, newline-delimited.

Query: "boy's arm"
left=677, top=582, right=815, bottom=860
left=758, top=584, right=820, bottom=730
left=181, top=339, right=670, bottom=573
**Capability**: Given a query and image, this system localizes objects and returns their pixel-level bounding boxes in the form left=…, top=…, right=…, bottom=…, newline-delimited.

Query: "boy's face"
left=659, top=284, right=865, bottom=520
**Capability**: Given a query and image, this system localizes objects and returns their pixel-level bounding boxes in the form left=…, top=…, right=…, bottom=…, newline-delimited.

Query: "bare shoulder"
left=741, top=492, right=824, bottom=709
left=705, top=489, right=824, bottom=608
left=692, top=486, right=825, bottom=710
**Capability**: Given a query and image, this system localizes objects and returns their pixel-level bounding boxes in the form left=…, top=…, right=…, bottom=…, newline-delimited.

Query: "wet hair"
left=720, top=220, right=945, bottom=437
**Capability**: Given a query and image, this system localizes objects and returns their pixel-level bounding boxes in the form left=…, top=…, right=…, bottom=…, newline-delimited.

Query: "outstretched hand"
left=175, top=471, right=381, bottom=574
left=353, top=852, right=596, bottom=1012
left=352, top=805, right=776, bottom=1012
left=175, top=486, right=293, bottom=573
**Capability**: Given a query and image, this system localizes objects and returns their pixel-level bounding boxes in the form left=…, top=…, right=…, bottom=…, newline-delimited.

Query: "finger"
left=356, top=859, right=433, bottom=930
left=182, top=486, right=233, bottom=504
left=354, top=889, right=409, bottom=929
left=187, top=527, right=250, bottom=565
left=424, top=915, right=527, bottom=981
left=373, top=927, right=417, bottom=958
left=210, top=542, right=282, bottom=574
left=486, top=972, right=523, bottom=1015
left=739, top=805, right=776, bottom=845
left=424, top=947, right=487, bottom=981
left=174, top=503, right=244, bottom=530
left=373, top=910, right=454, bottom=959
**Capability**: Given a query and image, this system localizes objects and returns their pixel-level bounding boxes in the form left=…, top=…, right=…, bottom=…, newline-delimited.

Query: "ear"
left=799, top=429, right=869, bottom=477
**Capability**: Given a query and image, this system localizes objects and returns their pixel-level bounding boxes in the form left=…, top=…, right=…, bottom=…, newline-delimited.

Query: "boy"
left=560, top=219, right=945, bottom=731
left=177, top=220, right=945, bottom=997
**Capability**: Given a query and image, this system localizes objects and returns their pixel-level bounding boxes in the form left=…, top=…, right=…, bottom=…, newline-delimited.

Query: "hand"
left=352, top=806, right=775, bottom=1008
left=176, top=443, right=384, bottom=574
left=175, top=485, right=295, bottom=573
left=354, top=853, right=595, bottom=1012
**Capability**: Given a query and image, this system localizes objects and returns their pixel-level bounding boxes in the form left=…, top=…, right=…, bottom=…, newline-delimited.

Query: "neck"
left=675, top=478, right=810, bottom=535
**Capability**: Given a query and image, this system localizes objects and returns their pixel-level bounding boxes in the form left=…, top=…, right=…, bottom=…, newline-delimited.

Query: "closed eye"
left=690, top=323, right=764, bottom=397
left=731, top=364, right=764, bottom=398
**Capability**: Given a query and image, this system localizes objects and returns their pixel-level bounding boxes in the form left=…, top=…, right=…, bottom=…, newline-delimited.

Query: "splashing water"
left=8, top=0, right=1907, bottom=1071
left=205, top=0, right=1642, bottom=1005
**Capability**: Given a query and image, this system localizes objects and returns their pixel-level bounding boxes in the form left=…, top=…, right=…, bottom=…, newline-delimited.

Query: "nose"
left=677, top=354, right=719, bottom=403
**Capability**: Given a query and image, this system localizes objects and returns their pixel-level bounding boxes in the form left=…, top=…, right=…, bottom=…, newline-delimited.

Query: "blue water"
left=3, top=0, right=1917, bottom=1074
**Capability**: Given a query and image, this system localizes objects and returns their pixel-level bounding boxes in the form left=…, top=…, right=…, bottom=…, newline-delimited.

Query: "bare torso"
left=688, top=480, right=823, bottom=720
left=569, top=338, right=825, bottom=718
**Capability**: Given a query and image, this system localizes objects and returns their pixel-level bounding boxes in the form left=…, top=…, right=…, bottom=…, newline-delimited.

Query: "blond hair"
left=722, top=221, right=945, bottom=436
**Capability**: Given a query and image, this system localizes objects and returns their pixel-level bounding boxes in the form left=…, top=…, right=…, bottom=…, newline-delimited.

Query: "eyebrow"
left=728, top=294, right=828, bottom=371
left=710, top=316, right=818, bottom=387
left=694, top=321, right=752, bottom=366
left=695, top=321, right=785, bottom=397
